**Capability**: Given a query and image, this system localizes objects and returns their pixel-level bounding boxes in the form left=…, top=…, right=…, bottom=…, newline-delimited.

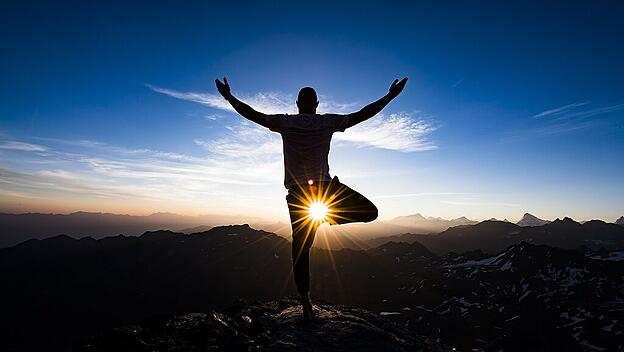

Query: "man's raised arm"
left=215, top=77, right=268, bottom=127
left=345, top=77, right=408, bottom=128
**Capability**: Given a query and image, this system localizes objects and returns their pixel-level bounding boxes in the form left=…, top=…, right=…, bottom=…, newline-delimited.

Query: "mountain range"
left=366, top=217, right=624, bottom=254
left=4, top=211, right=620, bottom=249
left=2, top=224, right=622, bottom=351
left=0, top=211, right=260, bottom=248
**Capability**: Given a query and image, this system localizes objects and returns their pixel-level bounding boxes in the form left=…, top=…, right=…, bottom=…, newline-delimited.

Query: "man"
left=215, top=76, right=408, bottom=321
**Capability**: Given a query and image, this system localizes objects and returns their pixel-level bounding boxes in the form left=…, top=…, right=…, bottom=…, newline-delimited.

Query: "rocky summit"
left=72, top=298, right=445, bottom=352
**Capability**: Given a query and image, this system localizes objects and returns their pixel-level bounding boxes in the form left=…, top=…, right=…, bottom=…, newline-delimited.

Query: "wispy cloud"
left=148, top=84, right=438, bottom=152
left=146, top=84, right=234, bottom=111
left=504, top=100, right=624, bottom=141
left=533, top=101, right=589, bottom=118
left=452, top=78, right=464, bottom=88
left=0, top=140, right=48, bottom=152
left=194, top=126, right=282, bottom=158
left=371, top=192, right=471, bottom=199
left=336, top=113, right=437, bottom=152
left=442, top=200, right=520, bottom=208
left=204, top=114, right=224, bottom=121
left=147, top=84, right=357, bottom=115
left=533, top=101, right=624, bottom=121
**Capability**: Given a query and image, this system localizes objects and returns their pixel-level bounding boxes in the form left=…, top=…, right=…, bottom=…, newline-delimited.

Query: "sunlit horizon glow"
left=0, top=2, right=623, bottom=223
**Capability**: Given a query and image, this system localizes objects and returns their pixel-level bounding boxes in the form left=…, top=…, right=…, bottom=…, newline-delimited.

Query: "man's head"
left=297, top=87, right=319, bottom=114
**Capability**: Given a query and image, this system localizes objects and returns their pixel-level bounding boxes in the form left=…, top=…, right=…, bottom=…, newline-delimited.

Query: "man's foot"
left=302, top=300, right=316, bottom=323
left=299, top=293, right=316, bottom=322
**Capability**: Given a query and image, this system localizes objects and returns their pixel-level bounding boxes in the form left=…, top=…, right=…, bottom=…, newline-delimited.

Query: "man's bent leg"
left=326, top=178, right=378, bottom=225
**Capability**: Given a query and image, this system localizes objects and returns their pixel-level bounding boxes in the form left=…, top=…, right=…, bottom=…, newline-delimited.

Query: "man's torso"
left=265, top=113, right=349, bottom=188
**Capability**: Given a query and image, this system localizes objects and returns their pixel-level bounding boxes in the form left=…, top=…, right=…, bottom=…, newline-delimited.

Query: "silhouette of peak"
left=394, top=213, right=426, bottom=221
left=583, top=219, right=608, bottom=226
left=471, top=220, right=518, bottom=229
left=368, top=240, right=434, bottom=258
left=73, top=298, right=443, bottom=351
left=553, top=216, right=579, bottom=225
left=616, top=216, right=624, bottom=226
left=44, top=234, right=74, bottom=242
left=15, top=234, right=76, bottom=249
left=139, top=229, right=178, bottom=241
left=200, top=223, right=258, bottom=235
left=486, top=217, right=510, bottom=223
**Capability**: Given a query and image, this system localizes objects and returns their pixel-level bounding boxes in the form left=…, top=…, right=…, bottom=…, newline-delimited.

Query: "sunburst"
left=308, top=201, right=330, bottom=222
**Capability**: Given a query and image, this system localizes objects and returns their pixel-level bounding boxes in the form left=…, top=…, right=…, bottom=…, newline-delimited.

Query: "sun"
left=308, top=201, right=330, bottom=222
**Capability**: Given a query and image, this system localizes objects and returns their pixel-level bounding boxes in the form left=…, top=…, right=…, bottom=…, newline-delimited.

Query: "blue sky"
left=1, top=1, right=623, bottom=222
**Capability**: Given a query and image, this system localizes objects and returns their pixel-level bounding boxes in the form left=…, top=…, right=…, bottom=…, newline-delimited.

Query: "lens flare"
left=308, top=201, right=330, bottom=222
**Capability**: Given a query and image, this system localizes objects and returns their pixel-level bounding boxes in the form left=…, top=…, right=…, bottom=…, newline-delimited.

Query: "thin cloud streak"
left=146, top=84, right=357, bottom=115
left=504, top=100, right=624, bottom=141
left=551, top=103, right=624, bottom=121
left=533, top=101, right=589, bottom=118
left=371, top=192, right=471, bottom=199
left=533, top=101, right=624, bottom=121
left=0, top=140, right=49, bottom=152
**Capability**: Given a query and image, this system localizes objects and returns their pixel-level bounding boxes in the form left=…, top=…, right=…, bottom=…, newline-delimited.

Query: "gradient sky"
left=1, top=1, right=623, bottom=222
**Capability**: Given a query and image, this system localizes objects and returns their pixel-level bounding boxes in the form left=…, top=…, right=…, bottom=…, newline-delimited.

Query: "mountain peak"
left=73, top=298, right=443, bottom=351
left=616, top=216, right=624, bottom=226
left=550, top=217, right=580, bottom=226
left=399, top=213, right=426, bottom=220
left=517, top=213, right=550, bottom=227
left=139, top=230, right=178, bottom=241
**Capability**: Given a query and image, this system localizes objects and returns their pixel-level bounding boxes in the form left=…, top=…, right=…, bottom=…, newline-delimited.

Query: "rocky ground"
left=72, top=298, right=445, bottom=351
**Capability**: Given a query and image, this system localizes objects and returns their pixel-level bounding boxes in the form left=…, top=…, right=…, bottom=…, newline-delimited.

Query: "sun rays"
left=308, top=201, right=330, bottom=222
left=286, top=178, right=356, bottom=235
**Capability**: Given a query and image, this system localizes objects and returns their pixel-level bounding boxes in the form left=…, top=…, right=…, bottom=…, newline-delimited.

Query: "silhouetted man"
left=216, top=76, right=408, bottom=321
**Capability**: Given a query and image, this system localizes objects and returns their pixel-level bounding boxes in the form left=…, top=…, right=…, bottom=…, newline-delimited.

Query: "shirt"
left=265, top=113, right=350, bottom=189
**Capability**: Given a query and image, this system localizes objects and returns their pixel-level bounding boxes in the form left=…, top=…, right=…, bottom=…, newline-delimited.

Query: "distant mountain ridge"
left=2, top=211, right=622, bottom=250
left=366, top=217, right=624, bottom=254
left=388, top=213, right=478, bottom=231
left=0, top=211, right=260, bottom=248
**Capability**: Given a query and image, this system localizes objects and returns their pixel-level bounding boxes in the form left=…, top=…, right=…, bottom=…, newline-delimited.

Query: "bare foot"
left=302, top=300, right=316, bottom=323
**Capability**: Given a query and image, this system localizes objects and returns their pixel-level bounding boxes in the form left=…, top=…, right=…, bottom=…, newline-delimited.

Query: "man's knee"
left=364, top=204, right=378, bottom=223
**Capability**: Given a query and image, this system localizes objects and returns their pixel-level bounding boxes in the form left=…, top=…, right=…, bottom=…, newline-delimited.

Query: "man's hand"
left=344, top=76, right=408, bottom=128
left=214, top=76, right=268, bottom=127
left=388, top=77, right=408, bottom=99
left=215, top=77, right=232, bottom=100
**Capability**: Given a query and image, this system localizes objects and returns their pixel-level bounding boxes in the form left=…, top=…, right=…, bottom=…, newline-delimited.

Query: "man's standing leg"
left=287, top=192, right=319, bottom=321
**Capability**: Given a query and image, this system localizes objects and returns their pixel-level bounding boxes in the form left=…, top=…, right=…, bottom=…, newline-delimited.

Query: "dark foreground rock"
left=72, top=298, right=445, bottom=352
